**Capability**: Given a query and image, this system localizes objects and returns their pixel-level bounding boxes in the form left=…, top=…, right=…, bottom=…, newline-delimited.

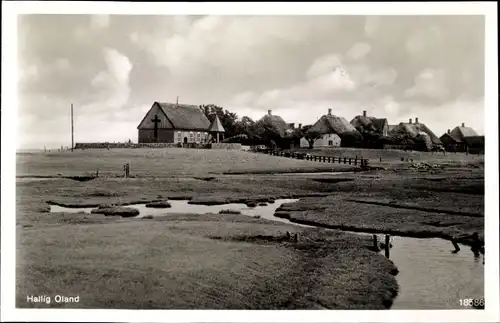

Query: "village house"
left=301, top=109, right=362, bottom=148
left=387, top=118, right=442, bottom=151
left=350, top=110, right=389, bottom=137
left=440, top=123, right=484, bottom=153
left=255, top=110, right=293, bottom=147
left=137, top=102, right=224, bottom=144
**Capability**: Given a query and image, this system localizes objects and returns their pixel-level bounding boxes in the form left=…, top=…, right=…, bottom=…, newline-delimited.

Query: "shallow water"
left=50, top=199, right=300, bottom=220
left=49, top=198, right=484, bottom=309
left=17, top=177, right=59, bottom=182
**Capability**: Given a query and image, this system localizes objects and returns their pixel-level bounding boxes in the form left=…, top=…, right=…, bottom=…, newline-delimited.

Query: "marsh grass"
left=17, top=217, right=397, bottom=309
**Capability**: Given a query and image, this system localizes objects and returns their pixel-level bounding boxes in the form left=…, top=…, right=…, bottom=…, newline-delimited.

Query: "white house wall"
left=300, top=133, right=341, bottom=148
left=175, top=131, right=209, bottom=143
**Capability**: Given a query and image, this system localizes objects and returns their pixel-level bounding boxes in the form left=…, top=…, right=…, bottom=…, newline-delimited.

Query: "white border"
left=2, top=2, right=499, bottom=322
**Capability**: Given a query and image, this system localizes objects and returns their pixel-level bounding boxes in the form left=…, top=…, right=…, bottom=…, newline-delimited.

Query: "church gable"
left=137, top=102, right=174, bottom=129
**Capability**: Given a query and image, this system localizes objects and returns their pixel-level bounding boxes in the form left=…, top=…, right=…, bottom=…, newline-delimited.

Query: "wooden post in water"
left=373, top=235, right=378, bottom=251
left=451, top=238, right=460, bottom=253
left=384, top=235, right=390, bottom=258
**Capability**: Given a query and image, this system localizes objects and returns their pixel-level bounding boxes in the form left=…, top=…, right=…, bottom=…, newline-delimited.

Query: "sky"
left=17, top=14, right=485, bottom=149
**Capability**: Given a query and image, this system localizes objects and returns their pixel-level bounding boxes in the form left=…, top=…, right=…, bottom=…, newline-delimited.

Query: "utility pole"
left=176, top=96, right=179, bottom=104
left=71, top=103, right=74, bottom=152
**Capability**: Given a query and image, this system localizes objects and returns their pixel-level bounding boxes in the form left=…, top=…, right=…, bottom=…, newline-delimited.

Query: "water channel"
left=50, top=198, right=484, bottom=309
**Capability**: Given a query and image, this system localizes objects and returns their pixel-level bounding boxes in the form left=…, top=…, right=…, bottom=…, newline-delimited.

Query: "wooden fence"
left=266, top=150, right=369, bottom=167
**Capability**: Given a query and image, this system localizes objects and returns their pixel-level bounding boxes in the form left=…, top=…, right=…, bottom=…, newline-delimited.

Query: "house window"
left=328, top=140, right=333, bottom=146
left=189, top=132, right=194, bottom=142
left=197, top=132, right=201, bottom=142
left=177, top=132, right=182, bottom=142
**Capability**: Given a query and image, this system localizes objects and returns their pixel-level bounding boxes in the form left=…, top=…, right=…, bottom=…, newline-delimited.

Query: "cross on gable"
left=151, top=114, right=161, bottom=140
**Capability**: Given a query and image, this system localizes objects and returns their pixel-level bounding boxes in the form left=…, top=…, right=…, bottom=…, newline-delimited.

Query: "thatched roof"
left=388, top=125, right=397, bottom=132
left=256, top=112, right=291, bottom=138
left=439, top=133, right=459, bottom=145
left=137, top=102, right=211, bottom=131
left=389, top=122, right=442, bottom=145
left=308, top=114, right=358, bottom=135
left=208, top=115, right=225, bottom=133
left=350, top=115, right=388, bottom=135
left=449, top=125, right=479, bottom=142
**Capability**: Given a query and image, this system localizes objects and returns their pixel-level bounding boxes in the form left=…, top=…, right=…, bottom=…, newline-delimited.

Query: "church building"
left=137, top=102, right=213, bottom=144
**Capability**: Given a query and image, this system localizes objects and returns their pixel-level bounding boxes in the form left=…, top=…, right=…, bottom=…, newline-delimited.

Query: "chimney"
left=447, top=129, right=450, bottom=134
left=462, top=122, right=465, bottom=127
left=415, top=117, right=419, bottom=124
left=298, top=123, right=302, bottom=129
left=289, top=123, right=295, bottom=129
left=409, top=118, right=412, bottom=124
left=328, top=108, right=332, bottom=115
left=363, top=110, right=367, bottom=117
left=268, top=110, right=272, bottom=116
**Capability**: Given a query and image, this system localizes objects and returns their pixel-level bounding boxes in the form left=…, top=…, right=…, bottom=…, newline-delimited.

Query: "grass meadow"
left=15, top=147, right=484, bottom=309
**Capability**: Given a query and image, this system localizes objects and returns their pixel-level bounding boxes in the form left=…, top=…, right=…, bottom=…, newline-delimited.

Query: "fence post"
left=328, top=157, right=331, bottom=163
left=373, top=235, right=378, bottom=250
left=343, top=157, right=347, bottom=164
left=354, top=158, right=357, bottom=166
left=349, top=158, right=352, bottom=165
left=385, top=235, right=391, bottom=258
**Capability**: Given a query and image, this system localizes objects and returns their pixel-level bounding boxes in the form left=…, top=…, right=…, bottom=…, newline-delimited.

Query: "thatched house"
left=387, top=118, right=442, bottom=151
left=350, top=110, right=390, bottom=148
left=137, top=102, right=211, bottom=144
left=303, top=109, right=363, bottom=148
left=440, top=123, right=483, bottom=153
left=350, top=111, right=389, bottom=136
left=255, top=110, right=293, bottom=148
left=463, top=136, right=485, bottom=154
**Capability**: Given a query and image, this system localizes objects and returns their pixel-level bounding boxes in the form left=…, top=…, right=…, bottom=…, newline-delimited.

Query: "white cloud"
left=364, top=16, right=380, bottom=38
left=18, top=65, right=38, bottom=82
left=405, top=68, right=449, bottom=99
left=306, top=54, right=344, bottom=80
left=347, top=42, right=372, bottom=60
left=88, top=48, right=132, bottom=111
left=90, top=15, right=110, bottom=30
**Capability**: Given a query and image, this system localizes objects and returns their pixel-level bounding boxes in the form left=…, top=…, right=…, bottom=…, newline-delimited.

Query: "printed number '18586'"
left=459, top=298, right=485, bottom=307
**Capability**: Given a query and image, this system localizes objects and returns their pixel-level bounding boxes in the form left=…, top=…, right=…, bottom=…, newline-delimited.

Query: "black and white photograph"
left=1, top=2, right=499, bottom=322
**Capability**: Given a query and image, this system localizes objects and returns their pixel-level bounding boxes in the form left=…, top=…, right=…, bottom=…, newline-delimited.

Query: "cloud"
left=306, top=54, right=344, bottom=80
left=404, top=68, right=449, bottom=100
left=16, top=15, right=485, bottom=149
left=90, top=14, right=110, bottom=30
left=88, top=48, right=132, bottom=111
left=364, top=16, right=380, bottom=38
left=346, top=42, right=372, bottom=60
